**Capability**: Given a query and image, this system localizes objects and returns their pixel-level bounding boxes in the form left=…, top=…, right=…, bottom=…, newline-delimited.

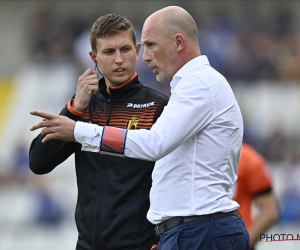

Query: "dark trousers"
left=157, top=214, right=250, bottom=250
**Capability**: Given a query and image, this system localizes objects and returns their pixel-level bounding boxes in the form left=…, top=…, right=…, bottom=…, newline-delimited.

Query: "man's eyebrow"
left=141, top=40, right=153, bottom=45
left=101, top=48, right=115, bottom=52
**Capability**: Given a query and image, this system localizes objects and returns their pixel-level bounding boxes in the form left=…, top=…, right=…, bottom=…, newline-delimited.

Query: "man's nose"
left=143, top=48, right=151, bottom=62
left=115, top=51, right=123, bottom=64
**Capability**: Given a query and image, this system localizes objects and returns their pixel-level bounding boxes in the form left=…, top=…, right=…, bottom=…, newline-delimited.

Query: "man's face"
left=141, top=24, right=176, bottom=83
left=93, top=31, right=140, bottom=87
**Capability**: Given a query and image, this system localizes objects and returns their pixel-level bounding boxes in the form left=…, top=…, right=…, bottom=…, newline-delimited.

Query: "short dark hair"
left=90, top=14, right=136, bottom=52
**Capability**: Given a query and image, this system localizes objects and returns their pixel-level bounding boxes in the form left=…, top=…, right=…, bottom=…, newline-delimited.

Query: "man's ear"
left=89, top=51, right=97, bottom=63
left=175, top=33, right=184, bottom=52
left=135, top=43, right=141, bottom=59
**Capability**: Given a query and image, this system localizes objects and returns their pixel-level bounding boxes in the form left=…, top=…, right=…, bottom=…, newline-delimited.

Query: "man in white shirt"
left=30, top=6, right=250, bottom=250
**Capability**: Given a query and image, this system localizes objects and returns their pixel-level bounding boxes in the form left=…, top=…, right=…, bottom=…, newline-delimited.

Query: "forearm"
left=249, top=213, right=277, bottom=248
left=76, top=122, right=183, bottom=161
left=250, top=194, right=279, bottom=248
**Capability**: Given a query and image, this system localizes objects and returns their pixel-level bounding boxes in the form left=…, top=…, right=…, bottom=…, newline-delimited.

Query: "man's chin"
left=156, top=75, right=170, bottom=83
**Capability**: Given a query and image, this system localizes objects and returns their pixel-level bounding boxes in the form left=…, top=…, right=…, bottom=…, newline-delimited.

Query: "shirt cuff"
left=74, top=121, right=103, bottom=152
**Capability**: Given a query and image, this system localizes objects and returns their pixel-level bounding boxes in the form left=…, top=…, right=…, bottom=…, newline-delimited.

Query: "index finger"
left=30, top=110, right=56, bottom=120
left=83, top=68, right=98, bottom=76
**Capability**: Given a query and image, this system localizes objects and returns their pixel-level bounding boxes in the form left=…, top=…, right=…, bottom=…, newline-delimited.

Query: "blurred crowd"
left=28, top=8, right=300, bottom=82
left=197, top=11, right=300, bottom=82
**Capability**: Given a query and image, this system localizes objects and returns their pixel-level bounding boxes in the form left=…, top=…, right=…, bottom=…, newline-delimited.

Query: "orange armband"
left=100, top=126, right=127, bottom=157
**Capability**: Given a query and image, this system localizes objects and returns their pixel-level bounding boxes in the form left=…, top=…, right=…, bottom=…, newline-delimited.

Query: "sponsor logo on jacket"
left=127, top=102, right=155, bottom=108
left=126, top=116, right=138, bottom=130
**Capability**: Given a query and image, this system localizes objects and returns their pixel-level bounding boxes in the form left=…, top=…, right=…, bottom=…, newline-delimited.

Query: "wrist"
left=72, top=99, right=86, bottom=112
left=67, top=99, right=84, bottom=116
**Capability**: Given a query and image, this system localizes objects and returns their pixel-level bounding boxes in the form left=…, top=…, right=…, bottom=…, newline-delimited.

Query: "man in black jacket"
left=29, top=14, right=168, bottom=250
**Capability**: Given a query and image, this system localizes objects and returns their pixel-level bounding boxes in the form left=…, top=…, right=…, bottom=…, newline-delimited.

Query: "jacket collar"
left=98, top=73, right=142, bottom=99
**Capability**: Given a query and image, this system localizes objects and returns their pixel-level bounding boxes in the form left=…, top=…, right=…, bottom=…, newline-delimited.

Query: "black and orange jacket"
left=29, top=73, right=169, bottom=250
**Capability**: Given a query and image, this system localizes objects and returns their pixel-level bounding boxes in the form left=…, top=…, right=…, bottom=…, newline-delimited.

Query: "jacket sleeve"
left=29, top=102, right=80, bottom=175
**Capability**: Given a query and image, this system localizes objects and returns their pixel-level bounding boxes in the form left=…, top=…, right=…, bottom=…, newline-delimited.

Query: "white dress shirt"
left=75, top=55, right=244, bottom=224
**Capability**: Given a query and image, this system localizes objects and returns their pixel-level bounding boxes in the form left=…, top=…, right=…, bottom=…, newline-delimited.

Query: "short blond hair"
left=90, top=14, right=136, bottom=52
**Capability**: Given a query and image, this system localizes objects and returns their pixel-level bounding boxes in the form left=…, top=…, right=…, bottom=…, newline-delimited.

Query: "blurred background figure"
left=279, top=162, right=300, bottom=224
left=234, top=143, right=279, bottom=250
left=31, top=175, right=65, bottom=227
left=0, top=1, right=300, bottom=249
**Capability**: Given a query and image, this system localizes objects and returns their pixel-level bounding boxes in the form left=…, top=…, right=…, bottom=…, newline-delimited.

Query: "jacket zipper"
left=94, top=96, right=114, bottom=250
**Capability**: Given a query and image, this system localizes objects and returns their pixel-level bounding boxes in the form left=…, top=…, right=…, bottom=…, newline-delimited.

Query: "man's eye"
left=105, top=51, right=113, bottom=54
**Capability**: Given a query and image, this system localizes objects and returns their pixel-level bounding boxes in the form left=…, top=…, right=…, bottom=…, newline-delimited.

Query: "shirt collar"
left=170, top=55, right=210, bottom=91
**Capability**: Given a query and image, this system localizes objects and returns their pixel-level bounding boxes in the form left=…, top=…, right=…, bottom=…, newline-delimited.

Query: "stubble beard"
left=156, top=64, right=174, bottom=83
left=156, top=50, right=176, bottom=83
